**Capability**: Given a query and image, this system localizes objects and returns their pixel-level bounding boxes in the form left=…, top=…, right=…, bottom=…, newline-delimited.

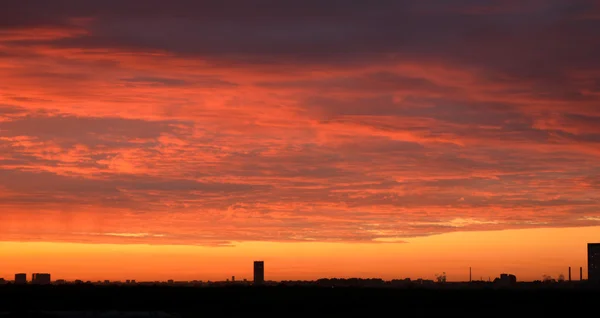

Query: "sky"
left=0, top=0, right=599, bottom=282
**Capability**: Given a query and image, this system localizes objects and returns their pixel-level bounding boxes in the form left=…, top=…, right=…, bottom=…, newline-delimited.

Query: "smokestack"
left=580, top=267, right=583, bottom=281
left=469, top=267, right=472, bottom=282
left=569, top=267, right=571, bottom=282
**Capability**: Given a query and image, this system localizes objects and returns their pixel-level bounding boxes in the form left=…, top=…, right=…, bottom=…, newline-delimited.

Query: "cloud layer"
left=1, top=0, right=599, bottom=245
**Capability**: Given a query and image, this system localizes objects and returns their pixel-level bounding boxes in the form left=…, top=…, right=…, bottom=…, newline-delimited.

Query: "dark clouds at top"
left=4, top=0, right=599, bottom=68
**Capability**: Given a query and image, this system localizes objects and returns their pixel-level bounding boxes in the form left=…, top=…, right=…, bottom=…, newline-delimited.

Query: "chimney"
left=569, top=267, right=571, bottom=282
left=469, top=267, right=472, bottom=282
left=580, top=267, right=583, bottom=281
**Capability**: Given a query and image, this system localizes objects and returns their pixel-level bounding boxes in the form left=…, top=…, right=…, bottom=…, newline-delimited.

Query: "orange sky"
left=1, top=226, right=598, bottom=282
left=1, top=1, right=600, bottom=282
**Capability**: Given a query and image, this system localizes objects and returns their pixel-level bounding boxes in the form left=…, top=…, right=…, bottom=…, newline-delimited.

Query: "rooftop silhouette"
left=1, top=245, right=599, bottom=317
left=4, top=246, right=598, bottom=287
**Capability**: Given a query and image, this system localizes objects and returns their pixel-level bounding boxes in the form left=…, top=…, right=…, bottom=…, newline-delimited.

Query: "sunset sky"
left=1, top=0, right=599, bottom=282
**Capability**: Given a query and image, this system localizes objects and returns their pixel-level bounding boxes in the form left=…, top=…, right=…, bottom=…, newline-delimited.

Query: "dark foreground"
left=1, top=285, right=599, bottom=317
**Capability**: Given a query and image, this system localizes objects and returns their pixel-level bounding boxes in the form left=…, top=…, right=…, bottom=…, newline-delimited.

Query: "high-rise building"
left=14, top=273, right=27, bottom=284
left=254, top=261, right=265, bottom=284
left=31, top=273, right=51, bottom=285
left=588, top=243, right=600, bottom=282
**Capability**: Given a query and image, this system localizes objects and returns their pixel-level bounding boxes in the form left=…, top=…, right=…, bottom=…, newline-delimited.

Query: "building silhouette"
left=589, top=243, right=600, bottom=283
left=14, top=273, right=27, bottom=284
left=254, top=261, right=265, bottom=284
left=494, top=273, right=517, bottom=287
left=31, top=273, right=51, bottom=285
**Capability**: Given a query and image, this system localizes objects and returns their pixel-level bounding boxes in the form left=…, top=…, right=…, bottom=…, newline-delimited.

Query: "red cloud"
left=1, top=0, right=599, bottom=246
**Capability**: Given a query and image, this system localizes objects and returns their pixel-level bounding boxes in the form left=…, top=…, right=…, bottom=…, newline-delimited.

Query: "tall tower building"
left=588, top=243, right=600, bottom=283
left=254, top=261, right=265, bottom=284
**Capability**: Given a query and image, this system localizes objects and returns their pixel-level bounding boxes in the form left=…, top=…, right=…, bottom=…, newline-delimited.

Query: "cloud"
left=0, top=0, right=599, bottom=245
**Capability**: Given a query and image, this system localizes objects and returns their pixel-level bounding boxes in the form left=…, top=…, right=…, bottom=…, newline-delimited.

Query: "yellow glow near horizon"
left=1, top=226, right=597, bottom=282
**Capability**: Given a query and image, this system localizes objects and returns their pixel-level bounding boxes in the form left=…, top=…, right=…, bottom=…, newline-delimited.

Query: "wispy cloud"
left=83, top=232, right=167, bottom=238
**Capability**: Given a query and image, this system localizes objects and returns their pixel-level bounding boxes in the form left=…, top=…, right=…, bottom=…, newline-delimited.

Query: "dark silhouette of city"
left=1, top=245, right=599, bottom=317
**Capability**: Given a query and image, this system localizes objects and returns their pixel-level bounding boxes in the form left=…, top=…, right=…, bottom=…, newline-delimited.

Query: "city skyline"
left=1, top=0, right=600, bottom=282
left=2, top=239, right=599, bottom=283
left=0, top=262, right=592, bottom=285
left=0, top=267, right=592, bottom=285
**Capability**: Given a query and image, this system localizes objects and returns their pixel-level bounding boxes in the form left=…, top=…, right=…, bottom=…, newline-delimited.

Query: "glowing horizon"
left=1, top=226, right=598, bottom=283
